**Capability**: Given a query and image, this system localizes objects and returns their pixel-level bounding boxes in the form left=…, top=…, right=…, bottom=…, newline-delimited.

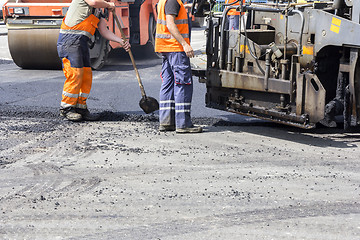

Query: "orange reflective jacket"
left=155, top=0, right=190, bottom=52
left=60, top=14, right=100, bottom=38
left=226, top=0, right=245, bottom=16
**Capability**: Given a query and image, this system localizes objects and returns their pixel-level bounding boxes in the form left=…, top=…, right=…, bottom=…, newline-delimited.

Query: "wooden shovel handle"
left=112, top=10, right=146, bottom=97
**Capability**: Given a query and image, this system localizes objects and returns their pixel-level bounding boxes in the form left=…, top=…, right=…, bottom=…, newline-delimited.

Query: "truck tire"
left=89, top=30, right=110, bottom=70
left=192, top=17, right=205, bottom=28
left=148, top=13, right=162, bottom=58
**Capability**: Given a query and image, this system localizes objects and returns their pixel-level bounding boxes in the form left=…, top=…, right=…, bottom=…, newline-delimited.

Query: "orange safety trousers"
left=57, top=14, right=99, bottom=109
left=61, top=58, right=92, bottom=109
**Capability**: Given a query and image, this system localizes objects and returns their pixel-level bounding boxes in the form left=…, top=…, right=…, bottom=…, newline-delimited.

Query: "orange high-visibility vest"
left=155, top=0, right=190, bottom=52
left=60, top=14, right=99, bottom=38
left=226, top=0, right=245, bottom=16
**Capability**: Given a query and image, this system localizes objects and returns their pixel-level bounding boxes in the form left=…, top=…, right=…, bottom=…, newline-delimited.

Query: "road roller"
left=191, top=0, right=360, bottom=130
left=3, top=0, right=159, bottom=70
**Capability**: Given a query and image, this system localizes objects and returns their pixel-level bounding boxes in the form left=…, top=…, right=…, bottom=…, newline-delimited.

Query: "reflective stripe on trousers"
left=159, top=52, right=193, bottom=129
left=61, top=58, right=92, bottom=109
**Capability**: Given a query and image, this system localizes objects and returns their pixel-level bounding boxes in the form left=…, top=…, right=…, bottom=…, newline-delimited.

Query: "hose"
left=240, top=14, right=265, bottom=74
left=291, top=9, right=305, bottom=55
left=220, top=3, right=265, bottom=74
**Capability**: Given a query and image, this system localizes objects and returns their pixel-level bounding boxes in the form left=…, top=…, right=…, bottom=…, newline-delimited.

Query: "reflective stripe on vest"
left=156, top=33, right=190, bottom=39
left=60, top=14, right=99, bottom=37
left=155, top=0, right=190, bottom=53
left=59, top=29, right=93, bottom=39
left=157, top=18, right=188, bottom=25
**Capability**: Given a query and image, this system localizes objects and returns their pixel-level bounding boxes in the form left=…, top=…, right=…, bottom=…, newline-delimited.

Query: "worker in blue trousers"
left=155, top=0, right=202, bottom=133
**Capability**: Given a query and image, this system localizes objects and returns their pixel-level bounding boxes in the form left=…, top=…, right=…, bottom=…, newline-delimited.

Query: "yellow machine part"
left=7, top=28, right=62, bottom=69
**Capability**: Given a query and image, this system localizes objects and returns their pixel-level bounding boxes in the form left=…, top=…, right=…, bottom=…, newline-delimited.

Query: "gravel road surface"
left=0, top=20, right=359, bottom=240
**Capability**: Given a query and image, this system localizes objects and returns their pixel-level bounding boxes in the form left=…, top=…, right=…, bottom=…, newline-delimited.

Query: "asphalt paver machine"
left=192, top=0, right=360, bottom=130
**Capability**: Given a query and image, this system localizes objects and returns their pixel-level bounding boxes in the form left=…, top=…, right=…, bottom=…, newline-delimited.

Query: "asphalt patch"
left=0, top=105, right=229, bottom=126
left=5, top=120, right=61, bottom=133
left=0, top=105, right=60, bottom=119
left=99, top=111, right=159, bottom=123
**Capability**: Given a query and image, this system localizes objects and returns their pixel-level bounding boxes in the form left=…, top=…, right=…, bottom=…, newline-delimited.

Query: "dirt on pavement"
left=0, top=106, right=359, bottom=240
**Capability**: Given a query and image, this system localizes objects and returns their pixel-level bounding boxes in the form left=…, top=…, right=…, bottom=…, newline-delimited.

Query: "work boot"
left=60, top=107, right=82, bottom=122
left=75, top=108, right=100, bottom=121
left=176, top=125, right=203, bottom=133
left=159, top=125, right=176, bottom=132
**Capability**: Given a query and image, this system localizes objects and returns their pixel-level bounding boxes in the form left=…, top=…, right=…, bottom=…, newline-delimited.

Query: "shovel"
left=112, top=11, right=159, bottom=114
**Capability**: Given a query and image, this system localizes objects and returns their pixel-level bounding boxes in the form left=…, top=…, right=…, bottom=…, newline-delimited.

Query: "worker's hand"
left=183, top=43, right=194, bottom=58
left=183, top=3, right=192, bottom=9
left=121, top=39, right=131, bottom=52
left=106, top=2, right=115, bottom=11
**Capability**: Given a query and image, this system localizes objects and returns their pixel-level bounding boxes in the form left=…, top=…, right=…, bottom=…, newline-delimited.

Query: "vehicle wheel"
left=89, top=30, right=110, bottom=70
left=148, top=13, right=162, bottom=58
left=192, top=17, right=205, bottom=28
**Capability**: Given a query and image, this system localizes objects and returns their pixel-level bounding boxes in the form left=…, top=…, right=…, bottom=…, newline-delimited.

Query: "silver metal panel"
left=308, top=10, right=360, bottom=54
left=288, top=11, right=309, bottom=34
left=304, top=73, right=326, bottom=123
left=296, top=74, right=305, bottom=116
left=220, top=70, right=291, bottom=94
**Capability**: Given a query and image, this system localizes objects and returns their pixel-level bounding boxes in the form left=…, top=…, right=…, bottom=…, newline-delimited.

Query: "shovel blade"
left=139, top=96, right=159, bottom=114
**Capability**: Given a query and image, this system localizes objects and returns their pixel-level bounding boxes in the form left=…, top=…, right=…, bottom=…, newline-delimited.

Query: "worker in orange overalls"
left=225, top=0, right=245, bottom=30
left=57, top=0, right=131, bottom=121
left=155, top=0, right=202, bottom=133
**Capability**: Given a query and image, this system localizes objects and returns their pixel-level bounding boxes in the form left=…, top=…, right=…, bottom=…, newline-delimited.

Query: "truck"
left=2, top=0, right=159, bottom=70
left=191, top=0, right=360, bottom=130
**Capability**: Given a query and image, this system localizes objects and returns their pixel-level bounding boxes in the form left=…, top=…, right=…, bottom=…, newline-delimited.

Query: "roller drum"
left=8, top=28, right=62, bottom=70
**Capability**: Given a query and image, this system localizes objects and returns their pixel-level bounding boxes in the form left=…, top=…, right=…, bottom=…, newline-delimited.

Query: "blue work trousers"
left=228, top=15, right=240, bottom=30
left=160, top=52, right=193, bottom=129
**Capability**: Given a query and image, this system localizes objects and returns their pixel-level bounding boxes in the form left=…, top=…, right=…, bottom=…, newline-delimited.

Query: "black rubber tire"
left=90, top=30, right=110, bottom=70
left=192, top=17, right=205, bottom=28
left=148, top=14, right=162, bottom=58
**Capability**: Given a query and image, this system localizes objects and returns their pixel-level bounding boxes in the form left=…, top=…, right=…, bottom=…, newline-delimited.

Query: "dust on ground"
left=0, top=106, right=359, bottom=239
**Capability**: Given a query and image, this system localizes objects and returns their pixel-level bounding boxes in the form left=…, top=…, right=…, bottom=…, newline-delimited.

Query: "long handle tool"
left=113, top=11, right=159, bottom=114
